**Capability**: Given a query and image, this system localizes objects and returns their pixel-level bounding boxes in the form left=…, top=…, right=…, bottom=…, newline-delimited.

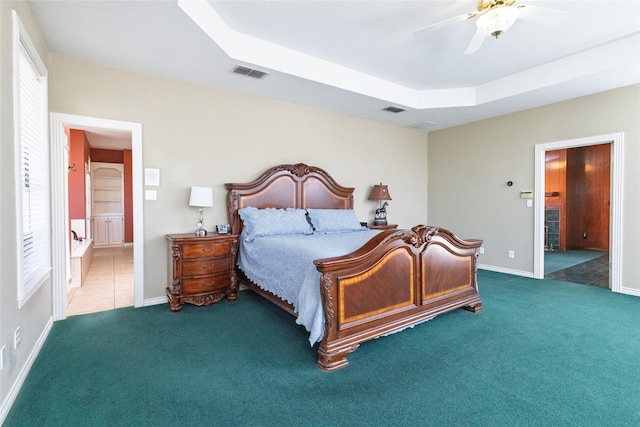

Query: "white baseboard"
left=478, top=264, right=534, bottom=278
left=620, top=286, right=640, bottom=297
left=143, top=296, right=168, bottom=307
left=0, top=316, right=54, bottom=425
left=479, top=265, right=640, bottom=298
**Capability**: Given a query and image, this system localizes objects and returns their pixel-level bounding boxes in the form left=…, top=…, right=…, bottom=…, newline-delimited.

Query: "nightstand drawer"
left=182, top=258, right=229, bottom=276
left=182, top=273, right=230, bottom=294
left=181, top=241, right=231, bottom=259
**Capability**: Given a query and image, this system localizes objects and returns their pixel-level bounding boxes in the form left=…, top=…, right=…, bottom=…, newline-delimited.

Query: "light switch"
left=526, top=199, right=533, bottom=208
left=145, top=190, right=157, bottom=200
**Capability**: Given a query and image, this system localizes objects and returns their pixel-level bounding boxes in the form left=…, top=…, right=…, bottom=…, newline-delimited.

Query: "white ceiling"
left=29, top=0, right=640, bottom=135
left=79, top=128, right=132, bottom=151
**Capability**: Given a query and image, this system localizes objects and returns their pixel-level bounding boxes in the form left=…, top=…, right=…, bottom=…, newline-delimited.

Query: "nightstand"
left=368, top=224, right=398, bottom=230
left=166, top=233, right=238, bottom=312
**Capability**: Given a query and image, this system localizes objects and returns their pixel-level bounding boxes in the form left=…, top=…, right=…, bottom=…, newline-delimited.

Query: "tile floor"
left=67, top=246, right=134, bottom=316
left=545, top=252, right=610, bottom=289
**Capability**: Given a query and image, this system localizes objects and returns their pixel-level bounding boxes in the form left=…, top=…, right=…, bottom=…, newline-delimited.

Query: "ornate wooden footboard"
left=314, top=224, right=482, bottom=370
left=226, top=163, right=482, bottom=370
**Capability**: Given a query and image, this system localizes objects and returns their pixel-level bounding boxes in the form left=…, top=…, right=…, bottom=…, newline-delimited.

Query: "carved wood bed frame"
left=226, top=163, right=482, bottom=370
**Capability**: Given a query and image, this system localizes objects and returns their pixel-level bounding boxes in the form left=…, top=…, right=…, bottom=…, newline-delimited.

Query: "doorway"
left=50, top=113, right=144, bottom=321
left=533, top=132, right=623, bottom=293
left=543, top=144, right=610, bottom=288
left=67, top=130, right=134, bottom=314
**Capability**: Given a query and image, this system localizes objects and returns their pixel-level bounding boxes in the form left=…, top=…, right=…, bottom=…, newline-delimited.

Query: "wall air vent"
left=382, top=106, right=406, bottom=113
left=233, top=65, right=268, bottom=79
left=407, top=121, right=438, bottom=130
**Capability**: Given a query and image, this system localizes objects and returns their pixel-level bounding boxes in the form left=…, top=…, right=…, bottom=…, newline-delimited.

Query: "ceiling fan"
left=414, top=0, right=570, bottom=55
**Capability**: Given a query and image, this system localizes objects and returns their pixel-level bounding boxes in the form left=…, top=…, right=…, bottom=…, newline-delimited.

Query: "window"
left=13, top=11, right=50, bottom=306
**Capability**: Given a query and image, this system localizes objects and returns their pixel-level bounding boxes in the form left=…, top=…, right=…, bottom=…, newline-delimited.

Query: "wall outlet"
left=479, top=247, right=485, bottom=254
left=0, top=345, right=6, bottom=370
left=14, top=327, right=21, bottom=349
left=508, top=250, right=515, bottom=259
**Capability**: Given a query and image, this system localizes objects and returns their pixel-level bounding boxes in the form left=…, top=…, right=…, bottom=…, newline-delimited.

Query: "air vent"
left=233, top=65, right=268, bottom=79
left=407, top=121, right=438, bottom=130
left=382, top=106, right=406, bottom=113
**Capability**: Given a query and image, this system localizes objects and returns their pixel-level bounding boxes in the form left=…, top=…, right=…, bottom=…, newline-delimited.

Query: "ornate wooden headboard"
left=225, top=163, right=355, bottom=235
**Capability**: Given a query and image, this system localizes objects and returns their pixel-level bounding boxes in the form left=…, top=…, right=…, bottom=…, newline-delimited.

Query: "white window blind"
left=14, top=11, right=50, bottom=305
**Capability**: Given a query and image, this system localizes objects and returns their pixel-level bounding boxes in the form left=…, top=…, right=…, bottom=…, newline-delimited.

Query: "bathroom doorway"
left=66, top=127, right=135, bottom=314
left=50, top=113, right=144, bottom=320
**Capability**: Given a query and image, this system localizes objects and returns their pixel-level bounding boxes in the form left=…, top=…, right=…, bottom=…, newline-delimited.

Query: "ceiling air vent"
left=407, top=121, right=438, bottom=131
left=233, top=65, right=268, bottom=79
left=382, top=106, right=406, bottom=113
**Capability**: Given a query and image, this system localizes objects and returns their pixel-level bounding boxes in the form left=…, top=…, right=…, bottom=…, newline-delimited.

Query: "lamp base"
left=373, top=218, right=388, bottom=226
left=195, top=228, right=207, bottom=237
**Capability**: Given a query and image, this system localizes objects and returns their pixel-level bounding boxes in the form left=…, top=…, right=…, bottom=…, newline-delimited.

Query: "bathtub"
left=71, top=238, right=93, bottom=288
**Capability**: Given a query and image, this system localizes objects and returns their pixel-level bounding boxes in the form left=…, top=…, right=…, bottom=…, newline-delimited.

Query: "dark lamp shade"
left=368, top=184, right=392, bottom=201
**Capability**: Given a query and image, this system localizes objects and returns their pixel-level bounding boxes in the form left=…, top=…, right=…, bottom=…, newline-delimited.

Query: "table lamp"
left=368, top=183, right=392, bottom=226
left=189, top=186, right=213, bottom=237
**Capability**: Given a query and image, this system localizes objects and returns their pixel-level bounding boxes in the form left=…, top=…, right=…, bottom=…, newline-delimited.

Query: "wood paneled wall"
left=566, top=144, right=610, bottom=251
left=545, top=143, right=610, bottom=252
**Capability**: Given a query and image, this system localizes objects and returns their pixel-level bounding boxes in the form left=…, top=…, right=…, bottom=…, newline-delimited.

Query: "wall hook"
left=68, top=163, right=77, bottom=172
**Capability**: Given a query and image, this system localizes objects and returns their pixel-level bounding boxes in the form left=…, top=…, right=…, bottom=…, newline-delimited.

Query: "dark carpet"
left=4, top=271, right=639, bottom=426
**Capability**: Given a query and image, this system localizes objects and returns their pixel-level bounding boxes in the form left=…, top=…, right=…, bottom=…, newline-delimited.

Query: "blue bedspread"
left=238, top=230, right=381, bottom=345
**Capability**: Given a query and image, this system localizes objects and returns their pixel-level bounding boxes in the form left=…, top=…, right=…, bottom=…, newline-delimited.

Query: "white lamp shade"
left=189, top=186, right=213, bottom=207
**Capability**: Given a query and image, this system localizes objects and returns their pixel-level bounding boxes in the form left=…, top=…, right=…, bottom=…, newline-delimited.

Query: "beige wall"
left=2, top=2, right=637, bottom=418
left=428, top=84, right=640, bottom=291
left=0, top=0, right=53, bottom=415
left=47, top=54, right=430, bottom=301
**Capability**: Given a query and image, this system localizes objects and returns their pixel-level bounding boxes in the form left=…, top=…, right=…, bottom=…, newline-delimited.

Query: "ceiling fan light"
left=476, top=6, right=520, bottom=38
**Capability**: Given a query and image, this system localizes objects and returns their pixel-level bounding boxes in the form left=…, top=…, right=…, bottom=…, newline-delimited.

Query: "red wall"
left=91, top=148, right=124, bottom=163
left=68, top=129, right=89, bottom=221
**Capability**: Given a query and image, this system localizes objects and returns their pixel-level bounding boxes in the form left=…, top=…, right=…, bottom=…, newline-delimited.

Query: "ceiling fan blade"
left=517, top=4, right=570, bottom=27
left=414, top=11, right=477, bottom=37
left=464, top=29, right=486, bottom=55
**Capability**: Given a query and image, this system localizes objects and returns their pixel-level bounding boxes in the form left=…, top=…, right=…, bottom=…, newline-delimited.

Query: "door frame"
left=50, top=113, right=144, bottom=320
left=533, top=132, right=623, bottom=293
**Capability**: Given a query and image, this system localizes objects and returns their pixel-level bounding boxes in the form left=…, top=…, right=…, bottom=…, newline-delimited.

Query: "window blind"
left=16, top=32, right=50, bottom=301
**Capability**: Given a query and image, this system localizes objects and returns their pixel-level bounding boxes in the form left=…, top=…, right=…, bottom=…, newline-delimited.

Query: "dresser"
left=166, top=233, right=239, bottom=311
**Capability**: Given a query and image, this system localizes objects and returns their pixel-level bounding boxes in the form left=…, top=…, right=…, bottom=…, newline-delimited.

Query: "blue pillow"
left=238, top=207, right=313, bottom=241
left=306, top=209, right=365, bottom=233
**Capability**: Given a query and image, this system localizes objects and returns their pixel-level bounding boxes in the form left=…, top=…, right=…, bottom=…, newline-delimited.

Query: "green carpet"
left=544, top=249, right=607, bottom=274
left=4, top=272, right=640, bottom=426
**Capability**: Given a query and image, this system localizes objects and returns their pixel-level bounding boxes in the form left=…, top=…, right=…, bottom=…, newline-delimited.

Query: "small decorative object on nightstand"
left=189, top=186, right=213, bottom=237
left=166, top=233, right=238, bottom=311
left=368, top=183, right=392, bottom=226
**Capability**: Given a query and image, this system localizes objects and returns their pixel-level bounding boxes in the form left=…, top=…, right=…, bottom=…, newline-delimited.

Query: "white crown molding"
left=178, top=0, right=640, bottom=111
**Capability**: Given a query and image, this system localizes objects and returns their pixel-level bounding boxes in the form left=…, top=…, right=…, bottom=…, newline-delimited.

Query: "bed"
left=226, top=163, right=482, bottom=370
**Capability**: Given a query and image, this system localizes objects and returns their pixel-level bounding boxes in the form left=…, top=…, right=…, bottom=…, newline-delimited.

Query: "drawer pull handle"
left=204, top=279, right=216, bottom=287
